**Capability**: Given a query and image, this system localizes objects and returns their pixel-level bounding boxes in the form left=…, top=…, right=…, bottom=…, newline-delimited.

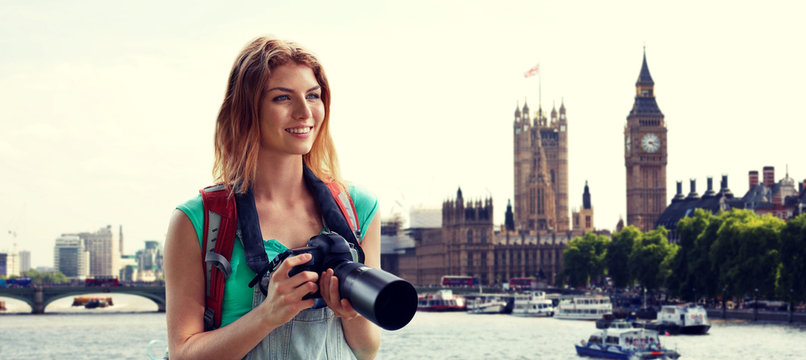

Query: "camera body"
left=273, top=231, right=418, bottom=330
left=286, top=232, right=359, bottom=299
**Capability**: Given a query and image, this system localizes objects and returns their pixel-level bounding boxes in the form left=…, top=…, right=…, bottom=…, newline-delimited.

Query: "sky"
left=1, top=0, right=804, bottom=268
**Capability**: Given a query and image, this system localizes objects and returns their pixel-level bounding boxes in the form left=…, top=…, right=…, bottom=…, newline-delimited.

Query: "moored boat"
left=511, top=291, right=555, bottom=317
left=575, top=322, right=681, bottom=359
left=467, top=294, right=510, bottom=314
left=635, top=303, right=710, bottom=335
left=555, top=295, right=612, bottom=320
left=417, top=290, right=467, bottom=312
left=73, top=296, right=114, bottom=309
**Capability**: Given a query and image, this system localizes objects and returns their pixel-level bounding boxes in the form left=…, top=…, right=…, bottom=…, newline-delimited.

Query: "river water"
left=1, top=295, right=805, bottom=359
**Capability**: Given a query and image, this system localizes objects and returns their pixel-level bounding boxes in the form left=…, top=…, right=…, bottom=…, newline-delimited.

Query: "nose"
left=292, top=98, right=313, bottom=121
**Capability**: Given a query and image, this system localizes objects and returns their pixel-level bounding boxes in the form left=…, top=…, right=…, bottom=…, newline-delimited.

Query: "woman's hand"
left=257, top=253, right=320, bottom=324
left=319, top=268, right=360, bottom=320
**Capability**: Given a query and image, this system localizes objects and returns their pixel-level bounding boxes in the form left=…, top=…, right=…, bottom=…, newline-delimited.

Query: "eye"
left=306, top=93, right=321, bottom=100
left=272, top=94, right=291, bottom=102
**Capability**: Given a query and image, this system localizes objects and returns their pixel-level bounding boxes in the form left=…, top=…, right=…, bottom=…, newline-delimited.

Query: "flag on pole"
left=523, top=64, right=540, bottom=78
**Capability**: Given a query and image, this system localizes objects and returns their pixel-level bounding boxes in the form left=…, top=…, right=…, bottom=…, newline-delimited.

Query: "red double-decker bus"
left=85, top=276, right=119, bottom=287
left=441, top=275, right=478, bottom=287
left=508, top=277, right=537, bottom=291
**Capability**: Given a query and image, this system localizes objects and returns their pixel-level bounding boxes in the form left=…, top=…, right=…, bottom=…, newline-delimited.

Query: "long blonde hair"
left=213, top=36, right=342, bottom=192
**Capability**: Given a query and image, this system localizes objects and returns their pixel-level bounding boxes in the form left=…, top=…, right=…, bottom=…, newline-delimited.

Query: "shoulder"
left=176, top=193, right=204, bottom=244
left=347, top=183, right=377, bottom=210
left=346, top=183, right=379, bottom=240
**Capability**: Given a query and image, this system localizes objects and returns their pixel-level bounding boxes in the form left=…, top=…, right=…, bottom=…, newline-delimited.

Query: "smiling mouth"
left=286, top=127, right=312, bottom=134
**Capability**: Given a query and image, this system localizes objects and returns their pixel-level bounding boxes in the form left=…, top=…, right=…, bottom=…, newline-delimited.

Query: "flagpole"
left=539, top=67, right=542, bottom=113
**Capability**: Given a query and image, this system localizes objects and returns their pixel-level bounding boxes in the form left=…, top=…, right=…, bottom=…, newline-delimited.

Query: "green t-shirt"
left=177, top=184, right=378, bottom=327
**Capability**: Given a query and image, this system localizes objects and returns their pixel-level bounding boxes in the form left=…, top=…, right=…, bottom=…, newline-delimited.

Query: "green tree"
left=629, top=227, right=677, bottom=292
left=776, top=213, right=806, bottom=304
left=666, top=209, right=712, bottom=300
left=560, top=232, right=609, bottom=288
left=21, top=269, right=69, bottom=284
left=606, top=225, right=641, bottom=289
left=710, top=209, right=783, bottom=300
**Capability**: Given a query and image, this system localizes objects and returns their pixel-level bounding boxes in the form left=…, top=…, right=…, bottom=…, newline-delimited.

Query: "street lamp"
left=722, top=286, right=728, bottom=319
left=789, top=288, right=794, bottom=323
left=754, top=288, right=759, bottom=321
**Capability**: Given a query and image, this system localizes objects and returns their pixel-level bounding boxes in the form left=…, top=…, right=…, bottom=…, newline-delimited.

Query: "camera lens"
left=335, top=262, right=418, bottom=331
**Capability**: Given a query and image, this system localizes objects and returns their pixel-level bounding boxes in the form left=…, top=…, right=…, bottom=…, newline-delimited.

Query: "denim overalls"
left=245, top=279, right=357, bottom=360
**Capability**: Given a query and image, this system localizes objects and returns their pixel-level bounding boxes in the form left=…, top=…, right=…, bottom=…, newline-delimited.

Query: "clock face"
left=641, top=133, right=660, bottom=153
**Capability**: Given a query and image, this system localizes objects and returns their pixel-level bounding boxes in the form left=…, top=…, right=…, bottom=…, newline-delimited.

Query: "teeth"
left=287, top=127, right=311, bottom=134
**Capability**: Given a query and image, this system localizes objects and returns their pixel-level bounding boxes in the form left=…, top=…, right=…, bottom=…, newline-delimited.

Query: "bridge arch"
left=0, top=286, right=166, bottom=314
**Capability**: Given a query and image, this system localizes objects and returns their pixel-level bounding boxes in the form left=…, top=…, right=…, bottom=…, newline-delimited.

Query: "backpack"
left=199, top=165, right=362, bottom=331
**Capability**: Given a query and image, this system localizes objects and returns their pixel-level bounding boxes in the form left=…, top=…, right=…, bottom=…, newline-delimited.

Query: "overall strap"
left=200, top=184, right=238, bottom=331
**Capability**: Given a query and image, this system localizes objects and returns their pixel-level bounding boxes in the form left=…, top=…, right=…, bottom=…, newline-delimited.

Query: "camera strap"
left=234, top=186, right=273, bottom=278
left=247, top=250, right=292, bottom=289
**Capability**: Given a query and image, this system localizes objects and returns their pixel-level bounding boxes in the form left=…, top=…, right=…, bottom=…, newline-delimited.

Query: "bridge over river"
left=0, top=285, right=165, bottom=314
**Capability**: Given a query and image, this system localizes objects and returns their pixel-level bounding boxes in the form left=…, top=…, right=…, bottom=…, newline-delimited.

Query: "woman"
left=164, top=36, right=381, bottom=360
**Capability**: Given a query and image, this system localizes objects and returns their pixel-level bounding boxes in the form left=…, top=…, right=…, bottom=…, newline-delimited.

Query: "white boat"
left=637, top=303, right=710, bottom=335
left=467, top=295, right=509, bottom=314
left=417, top=290, right=467, bottom=312
left=575, top=320, right=680, bottom=359
left=555, top=295, right=612, bottom=320
left=511, top=291, right=555, bottom=317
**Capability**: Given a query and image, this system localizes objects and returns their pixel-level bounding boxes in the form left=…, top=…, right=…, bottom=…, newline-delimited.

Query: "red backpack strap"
left=199, top=184, right=238, bottom=331
left=325, top=181, right=361, bottom=245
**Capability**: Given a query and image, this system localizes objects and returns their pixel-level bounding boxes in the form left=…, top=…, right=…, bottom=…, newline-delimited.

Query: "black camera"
left=278, top=232, right=418, bottom=331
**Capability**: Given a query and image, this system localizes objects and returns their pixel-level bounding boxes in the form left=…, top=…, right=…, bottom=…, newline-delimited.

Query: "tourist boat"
left=635, top=303, right=710, bottom=335
left=467, top=294, right=510, bottom=314
left=575, top=321, right=681, bottom=359
left=555, top=295, right=612, bottom=320
left=417, top=289, right=466, bottom=312
left=511, top=291, right=555, bottom=317
left=0, top=300, right=6, bottom=311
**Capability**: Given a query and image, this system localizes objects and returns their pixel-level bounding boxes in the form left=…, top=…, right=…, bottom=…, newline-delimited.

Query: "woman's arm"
left=165, top=209, right=320, bottom=360
left=320, top=212, right=383, bottom=359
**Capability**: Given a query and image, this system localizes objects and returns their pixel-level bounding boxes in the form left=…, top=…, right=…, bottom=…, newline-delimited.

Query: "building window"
left=481, top=231, right=487, bottom=244
left=467, top=229, right=473, bottom=243
left=586, top=216, right=591, bottom=228
left=467, top=254, right=473, bottom=267
left=481, top=253, right=487, bottom=267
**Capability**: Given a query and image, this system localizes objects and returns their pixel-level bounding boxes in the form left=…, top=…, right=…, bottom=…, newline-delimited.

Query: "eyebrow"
left=266, top=85, right=321, bottom=93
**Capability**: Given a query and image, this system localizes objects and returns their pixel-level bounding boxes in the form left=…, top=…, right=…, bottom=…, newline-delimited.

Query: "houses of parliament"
left=386, top=52, right=667, bottom=286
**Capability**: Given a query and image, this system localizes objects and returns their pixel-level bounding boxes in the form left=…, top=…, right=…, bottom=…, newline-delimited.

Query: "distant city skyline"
left=1, top=1, right=804, bottom=267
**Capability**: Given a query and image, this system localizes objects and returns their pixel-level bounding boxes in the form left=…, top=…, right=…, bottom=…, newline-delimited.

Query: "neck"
left=252, top=152, right=306, bottom=203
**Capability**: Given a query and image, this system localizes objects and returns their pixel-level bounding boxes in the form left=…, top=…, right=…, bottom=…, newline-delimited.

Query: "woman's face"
left=259, top=63, right=325, bottom=158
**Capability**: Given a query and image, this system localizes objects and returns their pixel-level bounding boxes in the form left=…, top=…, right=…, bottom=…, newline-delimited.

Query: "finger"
left=289, top=279, right=319, bottom=302
left=275, top=253, right=313, bottom=277
left=328, top=272, right=340, bottom=302
left=319, top=270, right=332, bottom=299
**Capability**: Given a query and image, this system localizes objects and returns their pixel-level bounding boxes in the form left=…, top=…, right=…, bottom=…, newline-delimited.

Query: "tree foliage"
left=560, top=232, right=609, bottom=288
left=629, top=227, right=677, bottom=292
left=709, top=210, right=783, bottom=299
left=666, top=209, right=713, bottom=300
left=606, top=225, right=640, bottom=288
left=558, top=208, right=806, bottom=303
left=777, top=213, right=806, bottom=303
left=19, top=269, right=69, bottom=284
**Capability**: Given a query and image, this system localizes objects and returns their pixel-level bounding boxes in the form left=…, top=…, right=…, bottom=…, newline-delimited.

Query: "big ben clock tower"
left=625, top=49, right=667, bottom=232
